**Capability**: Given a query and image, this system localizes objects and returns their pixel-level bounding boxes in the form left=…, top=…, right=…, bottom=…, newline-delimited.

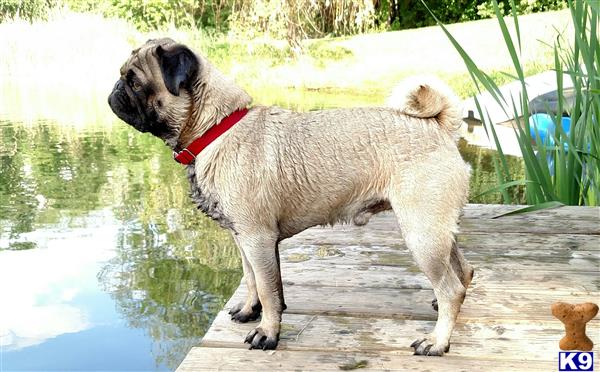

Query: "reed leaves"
left=426, top=0, right=599, bottom=208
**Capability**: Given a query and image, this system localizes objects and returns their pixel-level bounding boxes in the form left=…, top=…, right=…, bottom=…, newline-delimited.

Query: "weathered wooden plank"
left=178, top=347, right=556, bottom=371
left=225, top=284, right=599, bottom=321
left=279, top=244, right=600, bottom=272
left=283, top=230, right=600, bottom=252
left=282, top=262, right=431, bottom=289
left=202, top=311, right=600, bottom=361
left=298, top=217, right=600, bottom=236
left=459, top=217, right=600, bottom=234
left=456, top=232, right=600, bottom=253
left=279, top=263, right=599, bottom=292
left=363, top=214, right=600, bottom=235
left=462, top=204, right=600, bottom=220
left=293, top=208, right=600, bottom=235
left=459, top=287, right=600, bottom=321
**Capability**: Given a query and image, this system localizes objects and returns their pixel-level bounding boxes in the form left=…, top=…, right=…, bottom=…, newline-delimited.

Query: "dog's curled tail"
left=386, top=76, right=463, bottom=132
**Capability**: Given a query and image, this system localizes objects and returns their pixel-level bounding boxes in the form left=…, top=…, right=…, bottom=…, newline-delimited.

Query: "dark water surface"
left=0, top=108, right=523, bottom=370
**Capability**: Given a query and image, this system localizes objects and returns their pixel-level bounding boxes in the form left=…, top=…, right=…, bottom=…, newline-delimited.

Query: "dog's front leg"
left=229, top=234, right=262, bottom=323
left=237, top=231, right=283, bottom=350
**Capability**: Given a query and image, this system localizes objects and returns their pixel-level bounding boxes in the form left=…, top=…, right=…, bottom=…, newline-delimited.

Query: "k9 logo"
left=559, top=352, right=594, bottom=371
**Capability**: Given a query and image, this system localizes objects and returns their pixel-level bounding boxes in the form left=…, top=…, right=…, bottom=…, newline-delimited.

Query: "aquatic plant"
left=428, top=0, right=599, bottom=207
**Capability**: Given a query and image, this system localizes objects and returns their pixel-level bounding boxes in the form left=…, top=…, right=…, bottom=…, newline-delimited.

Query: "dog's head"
left=109, top=38, right=252, bottom=149
left=108, top=38, right=200, bottom=142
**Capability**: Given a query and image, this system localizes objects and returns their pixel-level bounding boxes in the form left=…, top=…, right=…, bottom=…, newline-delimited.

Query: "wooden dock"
left=178, top=204, right=600, bottom=371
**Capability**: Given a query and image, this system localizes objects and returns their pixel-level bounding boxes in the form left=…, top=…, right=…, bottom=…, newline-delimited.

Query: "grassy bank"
left=0, top=8, right=572, bottom=125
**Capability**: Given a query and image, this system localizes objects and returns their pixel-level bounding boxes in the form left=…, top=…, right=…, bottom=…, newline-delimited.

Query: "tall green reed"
left=425, top=0, right=599, bottom=209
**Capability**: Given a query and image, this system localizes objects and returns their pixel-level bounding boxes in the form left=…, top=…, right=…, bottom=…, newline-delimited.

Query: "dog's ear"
left=157, top=44, right=199, bottom=96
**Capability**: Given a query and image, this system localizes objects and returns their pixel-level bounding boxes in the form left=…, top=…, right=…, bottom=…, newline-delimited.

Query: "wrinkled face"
left=108, top=38, right=199, bottom=141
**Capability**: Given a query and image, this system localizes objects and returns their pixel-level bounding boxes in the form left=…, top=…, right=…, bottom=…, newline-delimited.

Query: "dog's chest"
left=185, top=164, right=234, bottom=230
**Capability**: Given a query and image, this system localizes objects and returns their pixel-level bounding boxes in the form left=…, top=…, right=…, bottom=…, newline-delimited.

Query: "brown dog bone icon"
left=551, top=302, right=598, bottom=351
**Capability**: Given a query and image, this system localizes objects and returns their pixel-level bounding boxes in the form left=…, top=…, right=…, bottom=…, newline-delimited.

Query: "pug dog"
left=108, top=38, right=473, bottom=355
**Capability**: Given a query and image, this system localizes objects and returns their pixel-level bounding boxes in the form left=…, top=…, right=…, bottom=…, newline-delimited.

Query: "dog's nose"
left=112, top=80, right=124, bottom=93
left=108, top=80, right=123, bottom=105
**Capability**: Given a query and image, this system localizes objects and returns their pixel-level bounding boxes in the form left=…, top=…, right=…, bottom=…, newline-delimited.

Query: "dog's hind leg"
left=393, top=205, right=466, bottom=356
left=275, top=242, right=287, bottom=311
left=451, top=239, right=474, bottom=289
left=388, top=159, right=470, bottom=356
left=236, top=230, right=284, bottom=350
left=229, top=234, right=262, bottom=323
left=432, top=238, right=474, bottom=311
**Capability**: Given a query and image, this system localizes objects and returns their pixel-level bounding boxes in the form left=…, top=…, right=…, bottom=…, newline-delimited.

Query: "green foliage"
left=227, top=0, right=377, bottom=48
left=65, top=0, right=230, bottom=31
left=445, top=61, right=553, bottom=100
left=192, top=38, right=293, bottom=71
left=184, top=33, right=353, bottom=72
left=101, top=0, right=190, bottom=31
left=377, top=0, right=566, bottom=32
left=431, top=0, right=599, bottom=206
left=477, top=0, right=507, bottom=18
left=306, top=41, right=353, bottom=65
left=477, top=0, right=567, bottom=18
left=0, top=0, right=55, bottom=22
left=0, top=0, right=234, bottom=31
left=0, top=0, right=571, bottom=39
left=517, top=0, right=568, bottom=13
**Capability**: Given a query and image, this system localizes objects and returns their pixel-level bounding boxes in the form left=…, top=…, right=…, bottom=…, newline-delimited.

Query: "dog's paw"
left=244, top=326, right=279, bottom=350
left=411, top=338, right=449, bottom=356
left=431, top=298, right=438, bottom=312
left=229, top=302, right=262, bottom=323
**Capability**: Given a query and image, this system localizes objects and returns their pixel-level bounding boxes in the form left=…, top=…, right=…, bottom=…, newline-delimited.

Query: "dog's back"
left=218, top=78, right=469, bottom=238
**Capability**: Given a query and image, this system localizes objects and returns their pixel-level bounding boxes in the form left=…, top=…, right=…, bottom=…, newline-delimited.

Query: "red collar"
left=173, top=108, right=249, bottom=165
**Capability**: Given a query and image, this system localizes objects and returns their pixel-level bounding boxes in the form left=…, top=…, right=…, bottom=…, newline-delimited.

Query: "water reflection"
left=0, top=120, right=241, bottom=370
left=458, top=138, right=525, bottom=204
left=1, top=213, right=116, bottom=352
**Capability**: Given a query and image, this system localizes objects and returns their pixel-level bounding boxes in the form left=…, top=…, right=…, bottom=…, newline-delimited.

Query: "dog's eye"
left=130, top=79, right=142, bottom=91
left=125, top=70, right=142, bottom=92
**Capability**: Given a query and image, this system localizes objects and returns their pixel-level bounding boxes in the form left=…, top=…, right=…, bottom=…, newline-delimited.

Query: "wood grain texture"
left=281, top=230, right=600, bottom=252
left=279, top=244, right=600, bottom=274
left=177, top=204, right=600, bottom=371
left=224, top=283, right=599, bottom=321
left=178, top=347, right=558, bottom=371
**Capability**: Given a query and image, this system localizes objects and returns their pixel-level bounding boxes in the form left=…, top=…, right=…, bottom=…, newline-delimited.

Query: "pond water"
left=0, top=92, right=524, bottom=370
left=0, top=119, right=241, bottom=370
